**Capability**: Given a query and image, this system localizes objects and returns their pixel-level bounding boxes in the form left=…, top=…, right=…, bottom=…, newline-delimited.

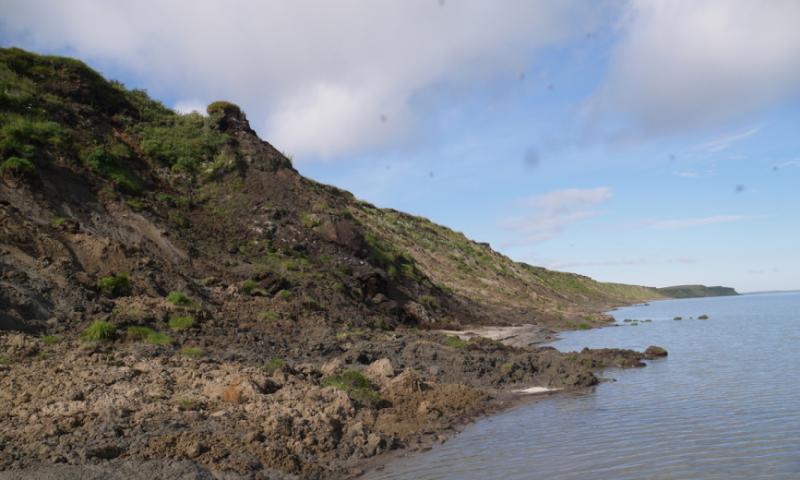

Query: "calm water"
left=367, top=292, right=800, bottom=480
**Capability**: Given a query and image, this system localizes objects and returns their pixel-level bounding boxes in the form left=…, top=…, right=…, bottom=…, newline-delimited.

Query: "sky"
left=1, top=0, right=798, bottom=292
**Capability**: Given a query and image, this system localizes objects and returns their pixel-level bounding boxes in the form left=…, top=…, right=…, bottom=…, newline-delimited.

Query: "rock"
left=644, top=345, right=668, bottom=359
left=321, top=358, right=343, bottom=376
left=184, top=441, right=206, bottom=458
left=365, top=358, right=394, bottom=386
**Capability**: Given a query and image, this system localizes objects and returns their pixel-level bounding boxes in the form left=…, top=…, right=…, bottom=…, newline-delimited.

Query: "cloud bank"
left=0, top=0, right=595, bottom=159
left=586, top=0, right=800, bottom=138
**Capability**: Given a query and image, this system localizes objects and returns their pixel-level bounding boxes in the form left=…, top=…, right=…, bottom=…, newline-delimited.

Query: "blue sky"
left=2, top=1, right=799, bottom=292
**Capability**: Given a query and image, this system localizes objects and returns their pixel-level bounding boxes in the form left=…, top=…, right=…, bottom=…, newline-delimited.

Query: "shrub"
left=0, top=156, right=34, bottom=175
left=145, top=331, right=173, bottom=345
left=168, top=315, right=195, bottom=331
left=83, top=146, right=141, bottom=194
left=578, top=323, right=591, bottom=330
left=242, top=279, right=257, bottom=295
left=0, top=116, right=63, bottom=159
left=207, top=100, right=241, bottom=117
left=322, top=369, right=382, bottom=407
left=82, top=321, right=116, bottom=341
left=97, top=273, right=131, bottom=298
left=444, top=335, right=468, bottom=349
left=179, top=346, right=204, bottom=358
left=262, top=358, right=286, bottom=375
left=139, top=112, right=227, bottom=174
left=167, top=291, right=193, bottom=306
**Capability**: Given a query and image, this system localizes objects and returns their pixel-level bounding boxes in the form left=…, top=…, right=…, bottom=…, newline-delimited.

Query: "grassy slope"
left=352, top=205, right=666, bottom=328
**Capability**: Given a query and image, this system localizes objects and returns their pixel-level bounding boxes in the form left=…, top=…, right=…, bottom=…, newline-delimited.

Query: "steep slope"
left=353, top=205, right=665, bottom=328
left=0, top=47, right=667, bottom=479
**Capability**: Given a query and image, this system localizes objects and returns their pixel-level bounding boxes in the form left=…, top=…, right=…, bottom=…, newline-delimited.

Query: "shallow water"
left=366, top=292, right=800, bottom=480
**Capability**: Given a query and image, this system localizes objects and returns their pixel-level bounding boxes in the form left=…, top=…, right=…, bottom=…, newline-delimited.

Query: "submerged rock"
left=644, top=346, right=668, bottom=359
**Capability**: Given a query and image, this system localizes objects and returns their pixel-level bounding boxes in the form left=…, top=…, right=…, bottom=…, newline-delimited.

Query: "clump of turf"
left=97, top=273, right=131, bottom=298
left=179, top=346, right=204, bottom=358
left=168, top=315, right=195, bottom=331
left=167, top=291, right=193, bottom=306
left=322, top=369, right=383, bottom=407
left=145, top=332, right=173, bottom=345
left=444, top=335, right=468, bottom=349
left=262, top=358, right=286, bottom=375
left=82, top=321, right=117, bottom=341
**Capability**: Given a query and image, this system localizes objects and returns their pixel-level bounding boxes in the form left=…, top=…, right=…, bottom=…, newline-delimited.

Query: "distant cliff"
left=656, top=285, right=739, bottom=299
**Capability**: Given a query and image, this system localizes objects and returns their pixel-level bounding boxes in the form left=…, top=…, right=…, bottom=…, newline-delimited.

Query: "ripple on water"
left=366, top=293, right=800, bottom=480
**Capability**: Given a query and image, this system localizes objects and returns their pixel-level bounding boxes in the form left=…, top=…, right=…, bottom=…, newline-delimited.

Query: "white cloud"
left=172, top=100, right=208, bottom=116
left=639, top=215, right=744, bottom=230
left=695, top=126, right=760, bottom=152
left=0, top=0, right=598, bottom=159
left=502, top=187, right=612, bottom=243
left=586, top=0, right=800, bottom=138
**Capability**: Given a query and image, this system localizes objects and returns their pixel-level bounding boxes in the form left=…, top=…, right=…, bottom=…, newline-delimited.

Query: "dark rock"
left=644, top=345, right=668, bottom=359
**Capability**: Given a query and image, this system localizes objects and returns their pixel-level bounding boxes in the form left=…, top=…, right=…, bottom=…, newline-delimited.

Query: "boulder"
left=644, top=345, right=668, bottom=359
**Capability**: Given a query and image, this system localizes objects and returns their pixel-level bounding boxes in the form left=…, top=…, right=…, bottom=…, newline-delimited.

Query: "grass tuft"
left=82, top=321, right=116, bottom=341
left=168, top=315, right=195, bottom=331
left=179, top=346, right=204, bottom=358
left=322, top=369, right=382, bottom=407
left=167, top=291, right=193, bottom=306
left=145, top=331, right=173, bottom=345
left=97, top=273, right=131, bottom=298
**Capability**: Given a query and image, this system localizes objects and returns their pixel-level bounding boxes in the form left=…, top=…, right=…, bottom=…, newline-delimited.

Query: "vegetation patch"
left=97, top=273, right=131, bottom=298
left=145, top=331, right=173, bottom=345
left=127, top=326, right=155, bottom=340
left=179, top=346, right=204, bottom=358
left=82, top=321, right=117, bottom=341
left=322, top=369, right=382, bottom=407
left=168, top=315, right=195, bottom=331
left=262, top=358, right=286, bottom=375
left=167, top=291, right=193, bottom=306
left=444, top=335, right=468, bottom=349
left=0, top=156, right=34, bottom=175
left=40, top=334, right=59, bottom=346
left=259, top=311, right=278, bottom=322
left=242, top=279, right=257, bottom=295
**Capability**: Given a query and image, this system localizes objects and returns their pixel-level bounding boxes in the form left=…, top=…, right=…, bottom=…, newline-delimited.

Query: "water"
left=366, top=292, right=800, bottom=479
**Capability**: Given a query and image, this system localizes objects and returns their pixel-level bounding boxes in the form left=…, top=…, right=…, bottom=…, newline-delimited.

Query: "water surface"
left=367, top=292, right=800, bottom=479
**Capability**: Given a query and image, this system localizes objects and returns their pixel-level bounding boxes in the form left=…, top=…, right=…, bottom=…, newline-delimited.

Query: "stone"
left=644, top=345, right=668, bottom=359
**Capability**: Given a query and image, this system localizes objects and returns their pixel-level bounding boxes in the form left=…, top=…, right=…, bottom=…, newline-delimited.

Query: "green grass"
left=259, top=311, right=278, bottom=322
left=168, top=315, right=195, bottom=331
left=40, top=334, right=59, bottom=345
left=166, top=291, right=193, bottom=306
left=276, top=289, right=292, bottom=300
left=262, top=358, right=286, bottom=375
left=82, top=321, right=117, bottom=341
left=126, top=325, right=155, bottom=339
left=83, top=146, right=142, bottom=194
left=179, top=346, right=204, bottom=358
left=300, top=212, right=321, bottom=229
left=145, top=331, right=173, bottom=345
left=176, top=397, right=195, bottom=411
left=97, top=273, right=131, bottom=298
left=501, top=362, right=514, bottom=372
left=578, top=323, right=592, bottom=330
left=242, top=279, right=257, bottom=294
left=0, top=156, right=34, bottom=175
left=444, top=335, right=468, bottom=349
left=322, top=369, right=382, bottom=407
